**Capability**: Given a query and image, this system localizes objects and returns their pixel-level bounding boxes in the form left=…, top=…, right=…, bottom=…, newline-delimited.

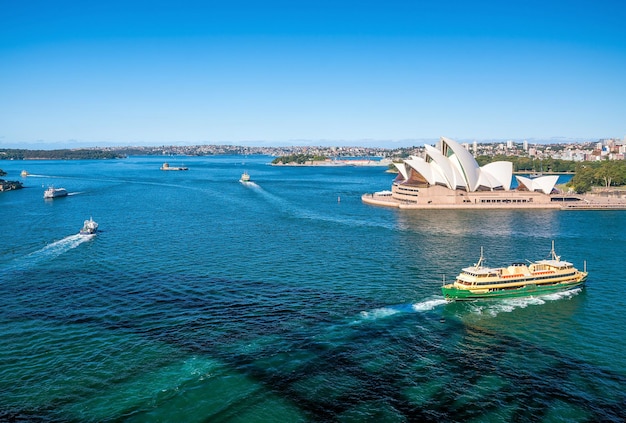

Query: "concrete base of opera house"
left=361, top=188, right=626, bottom=210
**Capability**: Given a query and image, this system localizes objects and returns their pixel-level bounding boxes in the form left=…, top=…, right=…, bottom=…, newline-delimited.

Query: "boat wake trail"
left=470, top=288, right=583, bottom=317
left=246, top=184, right=295, bottom=213
left=358, top=306, right=405, bottom=320
left=357, top=298, right=447, bottom=322
left=240, top=181, right=260, bottom=189
left=412, top=298, right=448, bottom=311
left=2, top=234, right=93, bottom=273
left=249, top=185, right=397, bottom=230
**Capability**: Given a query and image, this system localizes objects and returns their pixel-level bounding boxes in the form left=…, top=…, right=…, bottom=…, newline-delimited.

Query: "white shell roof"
left=515, top=175, right=559, bottom=195
left=393, top=162, right=409, bottom=180
left=476, top=168, right=504, bottom=190
left=482, top=161, right=513, bottom=190
left=441, top=136, right=480, bottom=190
left=404, top=157, right=434, bottom=184
left=397, top=137, right=515, bottom=192
left=424, top=144, right=467, bottom=189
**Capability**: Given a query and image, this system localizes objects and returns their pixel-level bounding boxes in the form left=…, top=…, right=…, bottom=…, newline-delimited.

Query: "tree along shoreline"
left=271, top=154, right=328, bottom=164
left=0, top=169, right=23, bottom=192
left=566, top=161, right=626, bottom=193
left=0, top=149, right=123, bottom=160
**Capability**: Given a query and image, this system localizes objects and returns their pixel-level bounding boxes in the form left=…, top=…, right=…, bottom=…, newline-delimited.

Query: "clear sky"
left=1, top=0, right=625, bottom=148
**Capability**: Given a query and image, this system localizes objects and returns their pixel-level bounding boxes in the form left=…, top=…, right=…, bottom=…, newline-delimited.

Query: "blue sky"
left=1, top=0, right=625, bottom=148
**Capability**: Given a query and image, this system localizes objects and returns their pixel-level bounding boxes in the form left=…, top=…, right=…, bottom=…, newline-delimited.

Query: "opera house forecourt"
left=362, top=136, right=626, bottom=210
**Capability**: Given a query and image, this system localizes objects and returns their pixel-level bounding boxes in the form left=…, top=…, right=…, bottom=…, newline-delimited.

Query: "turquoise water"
left=1, top=156, right=624, bottom=422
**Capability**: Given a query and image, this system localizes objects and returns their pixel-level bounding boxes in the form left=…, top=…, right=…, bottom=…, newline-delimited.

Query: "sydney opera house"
left=362, top=137, right=565, bottom=209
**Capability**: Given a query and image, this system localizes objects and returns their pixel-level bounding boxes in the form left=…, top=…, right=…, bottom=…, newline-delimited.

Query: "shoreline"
left=362, top=192, right=626, bottom=210
left=0, top=179, right=24, bottom=192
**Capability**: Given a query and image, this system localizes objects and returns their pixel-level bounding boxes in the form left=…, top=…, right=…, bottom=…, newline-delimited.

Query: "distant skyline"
left=1, top=0, right=625, bottom=149
left=0, top=137, right=615, bottom=151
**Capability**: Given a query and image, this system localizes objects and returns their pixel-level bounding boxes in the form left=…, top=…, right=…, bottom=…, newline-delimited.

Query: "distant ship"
left=43, top=186, right=68, bottom=199
left=21, top=170, right=29, bottom=177
left=240, top=172, right=251, bottom=182
left=79, top=217, right=98, bottom=235
left=442, top=241, right=588, bottom=301
left=160, top=163, right=188, bottom=171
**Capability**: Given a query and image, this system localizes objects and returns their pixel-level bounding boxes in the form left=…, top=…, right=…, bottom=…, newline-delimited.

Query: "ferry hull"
left=442, top=276, right=587, bottom=301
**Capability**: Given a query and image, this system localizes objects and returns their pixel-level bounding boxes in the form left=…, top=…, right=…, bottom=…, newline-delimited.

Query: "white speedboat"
left=79, top=217, right=98, bottom=235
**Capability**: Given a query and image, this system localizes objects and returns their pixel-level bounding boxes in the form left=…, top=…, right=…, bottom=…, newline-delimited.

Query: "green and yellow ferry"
left=442, top=241, right=588, bottom=301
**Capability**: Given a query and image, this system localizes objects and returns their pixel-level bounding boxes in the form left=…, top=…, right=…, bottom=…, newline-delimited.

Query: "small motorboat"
left=79, top=217, right=99, bottom=235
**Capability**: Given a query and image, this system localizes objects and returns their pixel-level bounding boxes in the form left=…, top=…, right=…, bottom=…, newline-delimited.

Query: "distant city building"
left=523, top=140, right=528, bottom=151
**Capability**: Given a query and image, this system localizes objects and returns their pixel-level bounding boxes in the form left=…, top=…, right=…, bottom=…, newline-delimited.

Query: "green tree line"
left=271, top=154, right=328, bottom=164
left=475, top=156, right=577, bottom=173
left=567, top=161, right=626, bottom=193
left=0, top=149, right=123, bottom=160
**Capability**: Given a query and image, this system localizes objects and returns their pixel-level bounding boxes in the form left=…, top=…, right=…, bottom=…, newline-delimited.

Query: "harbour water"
left=1, top=156, right=625, bottom=422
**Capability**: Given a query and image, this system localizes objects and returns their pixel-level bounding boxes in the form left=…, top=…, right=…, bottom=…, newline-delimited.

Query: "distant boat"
left=21, top=170, right=29, bottom=177
left=240, top=172, right=251, bottom=182
left=442, top=241, right=587, bottom=301
left=160, top=162, right=188, bottom=171
left=79, top=217, right=98, bottom=235
left=43, top=186, right=68, bottom=199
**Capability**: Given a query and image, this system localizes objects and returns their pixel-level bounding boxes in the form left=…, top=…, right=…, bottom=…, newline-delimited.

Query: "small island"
left=160, top=162, right=188, bottom=171
left=0, top=169, right=23, bottom=192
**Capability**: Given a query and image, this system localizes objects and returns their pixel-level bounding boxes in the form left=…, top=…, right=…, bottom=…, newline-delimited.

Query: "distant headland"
left=0, top=149, right=123, bottom=160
